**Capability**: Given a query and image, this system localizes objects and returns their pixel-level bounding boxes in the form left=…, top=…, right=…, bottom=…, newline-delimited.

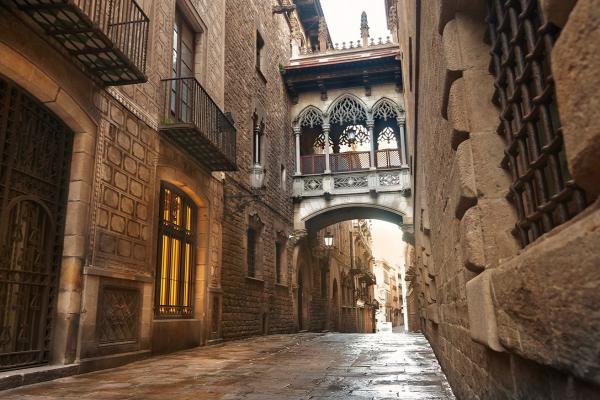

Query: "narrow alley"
left=1, top=332, right=454, bottom=399
left=1, top=0, right=599, bottom=398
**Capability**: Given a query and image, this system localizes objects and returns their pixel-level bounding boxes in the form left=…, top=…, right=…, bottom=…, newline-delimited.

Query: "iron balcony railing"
left=330, top=151, right=371, bottom=173
left=301, top=149, right=403, bottom=174
left=376, top=149, right=402, bottom=169
left=359, top=271, right=376, bottom=286
left=301, top=154, right=326, bottom=175
left=160, top=77, right=237, bottom=171
left=14, top=0, right=149, bottom=85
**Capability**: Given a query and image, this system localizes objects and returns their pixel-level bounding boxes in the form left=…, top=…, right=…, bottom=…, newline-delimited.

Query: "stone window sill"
left=275, top=283, right=288, bottom=289
left=246, top=276, right=265, bottom=284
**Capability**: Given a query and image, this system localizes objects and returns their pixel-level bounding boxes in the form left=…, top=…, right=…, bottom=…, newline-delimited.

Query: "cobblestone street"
left=2, top=333, right=454, bottom=399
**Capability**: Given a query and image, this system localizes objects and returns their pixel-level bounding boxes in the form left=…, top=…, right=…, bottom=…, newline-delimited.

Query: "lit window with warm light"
left=156, top=183, right=196, bottom=318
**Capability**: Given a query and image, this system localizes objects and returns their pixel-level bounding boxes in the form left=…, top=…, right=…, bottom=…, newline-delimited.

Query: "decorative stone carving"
left=303, top=178, right=323, bottom=191
left=329, top=96, right=368, bottom=125
left=379, top=171, right=401, bottom=186
left=296, top=106, right=324, bottom=128
left=97, top=287, right=140, bottom=344
left=318, top=17, right=328, bottom=52
left=372, top=98, right=401, bottom=121
left=334, top=175, right=368, bottom=189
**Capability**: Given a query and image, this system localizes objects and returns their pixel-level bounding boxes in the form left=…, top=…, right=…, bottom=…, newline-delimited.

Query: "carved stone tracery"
left=329, top=96, right=368, bottom=125
left=372, top=98, right=400, bottom=121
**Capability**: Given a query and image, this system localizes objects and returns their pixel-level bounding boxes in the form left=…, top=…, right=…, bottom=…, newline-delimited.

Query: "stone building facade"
left=374, top=259, right=401, bottom=327
left=295, top=220, right=376, bottom=334
left=218, top=0, right=315, bottom=339
left=0, top=0, right=239, bottom=385
left=390, top=0, right=600, bottom=398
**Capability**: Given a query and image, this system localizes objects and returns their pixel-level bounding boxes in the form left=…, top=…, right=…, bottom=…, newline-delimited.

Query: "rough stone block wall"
left=221, top=0, right=297, bottom=339
left=407, top=0, right=600, bottom=399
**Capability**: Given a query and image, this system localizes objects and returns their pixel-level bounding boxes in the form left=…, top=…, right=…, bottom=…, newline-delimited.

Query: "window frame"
left=256, top=30, right=265, bottom=73
left=170, top=10, right=196, bottom=122
left=275, top=241, right=283, bottom=284
left=155, top=182, right=197, bottom=319
left=247, top=227, right=257, bottom=278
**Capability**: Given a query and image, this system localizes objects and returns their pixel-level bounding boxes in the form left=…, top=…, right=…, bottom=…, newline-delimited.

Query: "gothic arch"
left=371, top=97, right=404, bottom=121
left=294, top=105, right=324, bottom=128
left=326, top=94, right=369, bottom=125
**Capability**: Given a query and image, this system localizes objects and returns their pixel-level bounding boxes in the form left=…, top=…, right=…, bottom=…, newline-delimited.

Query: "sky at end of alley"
left=321, top=0, right=392, bottom=45
left=370, top=220, right=406, bottom=268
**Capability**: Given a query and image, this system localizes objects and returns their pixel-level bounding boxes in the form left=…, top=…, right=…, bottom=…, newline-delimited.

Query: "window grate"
left=486, top=0, right=587, bottom=247
left=156, top=183, right=196, bottom=318
left=0, top=75, right=73, bottom=370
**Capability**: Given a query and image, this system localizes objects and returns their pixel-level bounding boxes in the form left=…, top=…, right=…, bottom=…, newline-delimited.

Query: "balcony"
left=359, top=271, right=376, bottom=285
left=300, top=149, right=402, bottom=176
left=14, top=0, right=149, bottom=85
left=160, top=77, right=237, bottom=171
left=293, top=164, right=410, bottom=198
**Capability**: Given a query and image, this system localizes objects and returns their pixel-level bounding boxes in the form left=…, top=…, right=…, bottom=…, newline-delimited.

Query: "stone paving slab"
left=1, top=332, right=455, bottom=399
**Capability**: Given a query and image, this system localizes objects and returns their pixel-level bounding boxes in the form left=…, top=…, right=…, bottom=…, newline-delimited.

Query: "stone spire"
left=318, top=17, right=328, bottom=52
left=388, top=4, right=398, bottom=43
left=361, top=11, right=370, bottom=47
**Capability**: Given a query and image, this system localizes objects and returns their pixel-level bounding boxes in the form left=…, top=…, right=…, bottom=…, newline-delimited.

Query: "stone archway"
left=0, top=43, right=98, bottom=366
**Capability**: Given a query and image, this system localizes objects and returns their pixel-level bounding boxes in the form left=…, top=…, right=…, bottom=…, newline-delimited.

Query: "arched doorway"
left=0, top=75, right=73, bottom=370
left=297, top=262, right=311, bottom=331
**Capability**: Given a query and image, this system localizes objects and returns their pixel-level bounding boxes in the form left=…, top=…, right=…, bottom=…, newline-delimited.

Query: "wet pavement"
left=2, top=332, right=455, bottom=399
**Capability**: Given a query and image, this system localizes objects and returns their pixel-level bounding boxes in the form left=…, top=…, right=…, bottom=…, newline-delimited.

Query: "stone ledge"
left=466, top=269, right=504, bottom=352
left=83, top=265, right=154, bottom=283
left=0, top=364, right=79, bottom=391
left=491, top=200, right=600, bottom=384
left=78, top=349, right=151, bottom=374
left=245, top=276, right=265, bottom=284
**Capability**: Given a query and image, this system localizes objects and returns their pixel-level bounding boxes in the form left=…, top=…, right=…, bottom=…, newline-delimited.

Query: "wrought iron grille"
left=160, top=77, right=237, bottom=171
left=0, top=75, right=73, bottom=370
left=156, top=183, right=196, bottom=318
left=376, top=149, right=402, bottom=169
left=487, top=0, right=587, bottom=247
left=301, top=154, right=325, bottom=175
left=14, top=0, right=149, bottom=85
left=330, top=151, right=371, bottom=173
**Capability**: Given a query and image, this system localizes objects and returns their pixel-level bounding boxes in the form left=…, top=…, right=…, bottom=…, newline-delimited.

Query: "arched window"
left=156, top=183, right=196, bottom=318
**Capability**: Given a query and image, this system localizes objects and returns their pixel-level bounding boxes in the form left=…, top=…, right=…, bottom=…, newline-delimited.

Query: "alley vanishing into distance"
left=1, top=0, right=600, bottom=398
left=2, top=332, right=454, bottom=399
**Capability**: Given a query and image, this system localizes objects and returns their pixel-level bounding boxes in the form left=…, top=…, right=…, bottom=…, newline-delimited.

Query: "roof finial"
left=361, top=11, right=370, bottom=47
left=318, top=17, right=328, bottom=52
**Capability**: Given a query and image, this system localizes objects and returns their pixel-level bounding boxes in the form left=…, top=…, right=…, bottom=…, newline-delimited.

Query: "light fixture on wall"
left=250, top=163, right=265, bottom=191
left=323, top=232, right=334, bottom=248
left=224, top=164, right=265, bottom=214
left=346, top=126, right=357, bottom=144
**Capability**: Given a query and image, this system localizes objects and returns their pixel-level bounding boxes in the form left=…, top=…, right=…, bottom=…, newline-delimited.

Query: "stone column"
left=323, top=123, right=331, bottom=173
left=367, top=119, right=376, bottom=169
left=294, top=125, right=301, bottom=175
left=397, top=117, right=407, bottom=166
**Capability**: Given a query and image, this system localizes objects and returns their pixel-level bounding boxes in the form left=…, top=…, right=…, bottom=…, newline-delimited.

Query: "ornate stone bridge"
left=293, top=167, right=412, bottom=232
